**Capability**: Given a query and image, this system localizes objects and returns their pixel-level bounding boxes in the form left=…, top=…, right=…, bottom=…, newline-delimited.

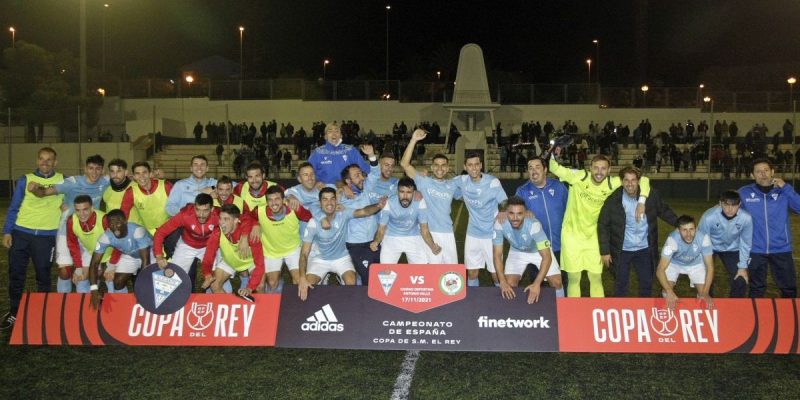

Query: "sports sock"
left=57, top=278, right=72, bottom=293
left=555, top=288, right=565, bottom=298
left=75, top=280, right=90, bottom=293
left=567, top=272, right=582, bottom=297
left=468, top=278, right=480, bottom=287
left=115, top=286, right=128, bottom=294
left=239, top=276, right=250, bottom=291
left=105, top=280, right=115, bottom=293
left=222, top=280, right=233, bottom=293
left=588, top=272, right=605, bottom=297
left=275, top=279, right=284, bottom=293
left=494, top=281, right=500, bottom=287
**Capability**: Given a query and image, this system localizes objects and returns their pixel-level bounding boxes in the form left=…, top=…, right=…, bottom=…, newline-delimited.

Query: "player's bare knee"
left=467, top=269, right=480, bottom=279
left=548, top=275, right=563, bottom=289
left=342, top=272, right=357, bottom=285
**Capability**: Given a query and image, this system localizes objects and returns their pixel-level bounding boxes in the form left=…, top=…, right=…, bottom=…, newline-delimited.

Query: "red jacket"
left=153, top=204, right=220, bottom=257
left=200, top=221, right=263, bottom=291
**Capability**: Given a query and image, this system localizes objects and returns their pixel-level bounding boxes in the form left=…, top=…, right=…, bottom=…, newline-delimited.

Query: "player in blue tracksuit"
left=738, top=158, right=800, bottom=298
left=515, top=157, right=569, bottom=290
left=308, top=123, right=370, bottom=185
left=697, top=190, right=753, bottom=297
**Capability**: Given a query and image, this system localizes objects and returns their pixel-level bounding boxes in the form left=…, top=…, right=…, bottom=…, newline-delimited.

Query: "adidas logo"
left=301, top=304, right=344, bottom=332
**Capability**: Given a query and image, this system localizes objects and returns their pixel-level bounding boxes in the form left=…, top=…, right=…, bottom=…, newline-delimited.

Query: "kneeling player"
left=200, top=204, right=264, bottom=296
left=493, top=196, right=564, bottom=303
left=89, top=210, right=153, bottom=308
left=298, top=187, right=386, bottom=301
left=66, top=195, right=115, bottom=293
left=656, top=215, right=714, bottom=310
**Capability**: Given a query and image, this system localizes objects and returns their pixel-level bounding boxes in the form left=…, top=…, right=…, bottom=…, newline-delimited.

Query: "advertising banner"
left=367, top=263, right=466, bottom=313
left=557, top=298, right=799, bottom=354
left=10, top=293, right=281, bottom=346
left=276, top=285, right=560, bottom=352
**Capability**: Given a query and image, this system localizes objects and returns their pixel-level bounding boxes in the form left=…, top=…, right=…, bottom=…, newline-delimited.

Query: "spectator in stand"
left=216, top=144, right=224, bottom=166
left=283, top=150, right=292, bottom=171
left=783, top=119, right=794, bottom=144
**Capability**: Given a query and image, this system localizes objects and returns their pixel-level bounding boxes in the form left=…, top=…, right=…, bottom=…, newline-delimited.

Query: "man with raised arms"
left=453, top=152, right=508, bottom=287
left=492, top=196, right=564, bottom=302
left=308, top=122, right=371, bottom=185
left=200, top=204, right=265, bottom=296
left=89, top=210, right=153, bottom=308
left=371, top=177, right=440, bottom=264
left=298, top=187, right=386, bottom=301
left=549, top=149, right=650, bottom=297
left=656, top=215, right=714, bottom=310
left=400, top=129, right=461, bottom=264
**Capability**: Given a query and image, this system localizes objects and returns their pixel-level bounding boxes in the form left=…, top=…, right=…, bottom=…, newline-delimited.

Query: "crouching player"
left=656, top=215, right=714, bottom=310
left=298, top=188, right=386, bottom=301
left=66, top=195, right=115, bottom=293
left=492, top=196, right=564, bottom=303
left=200, top=204, right=264, bottom=297
left=89, top=210, right=153, bottom=308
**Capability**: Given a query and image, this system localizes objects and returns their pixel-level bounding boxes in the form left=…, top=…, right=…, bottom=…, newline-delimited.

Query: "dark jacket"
left=598, top=186, right=678, bottom=266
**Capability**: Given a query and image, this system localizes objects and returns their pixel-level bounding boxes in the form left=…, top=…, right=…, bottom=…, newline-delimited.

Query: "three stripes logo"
left=300, top=304, right=344, bottom=332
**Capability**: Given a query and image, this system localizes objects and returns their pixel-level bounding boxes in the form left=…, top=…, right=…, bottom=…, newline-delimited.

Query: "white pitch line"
left=390, top=350, right=420, bottom=400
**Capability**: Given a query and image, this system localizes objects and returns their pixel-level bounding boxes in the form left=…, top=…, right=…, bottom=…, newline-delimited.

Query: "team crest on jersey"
left=770, top=193, right=779, bottom=201
left=152, top=270, right=183, bottom=309
left=548, top=188, right=555, bottom=196
left=342, top=154, right=348, bottom=162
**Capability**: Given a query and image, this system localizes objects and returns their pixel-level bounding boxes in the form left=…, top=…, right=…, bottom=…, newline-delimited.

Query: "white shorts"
left=505, top=248, right=561, bottom=277
left=665, top=263, right=706, bottom=286
left=427, top=231, right=458, bottom=264
left=265, top=246, right=301, bottom=273
left=56, top=233, right=74, bottom=266
left=213, top=257, right=255, bottom=277
left=307, top=254, right=355, bottom=279
left=170, top=238, right=206, bottom=273
left=380, top=235, right=429, bottom=264
left=464, top=235, right=495, bottom=272
left=105, top=254, right=142, bottom=274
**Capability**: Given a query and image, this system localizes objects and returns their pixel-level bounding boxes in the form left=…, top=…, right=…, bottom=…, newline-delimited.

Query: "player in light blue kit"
left=371, top=177, right=440, bottom=264
left=453, top=152, right=508, bottom=286
left=492, top=196, right=564, bottom=303
left=88, top=209, right=153, bottom=308
left=286, top=162, right=335, bottom=236
left=697, top=190, right=752, bottom=297
left=656, top=215, right=714, bottom=310
left=298, top=187, right=387, bottom=300
left=400, top=129, right=461, bottom=264
left=27, top=154, right=108, bottom=293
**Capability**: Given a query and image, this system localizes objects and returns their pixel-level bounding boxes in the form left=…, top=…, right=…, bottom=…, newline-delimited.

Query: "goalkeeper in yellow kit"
left=549, top=148, right=649, bottom=297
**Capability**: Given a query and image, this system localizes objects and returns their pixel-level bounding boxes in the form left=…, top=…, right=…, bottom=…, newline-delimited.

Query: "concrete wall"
left=0, top=143, right=135, bottom=181
left=116, top=97, right=796, bottom=142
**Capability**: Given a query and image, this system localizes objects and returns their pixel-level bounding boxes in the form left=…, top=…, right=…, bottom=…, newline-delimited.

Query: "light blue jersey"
left=380, top=197, right=428, bottom=237
left=492, top=217, right=551, bottom=252
left=166, top=176, right=217, bottom=216
left=286, top=183, right=335, bottom=236
left=697, top=205, right=753, bottom=269
left=622, top=193, right=649, bottom=251
left=56, top=175, right=109, bottom=211
left=55, top=175, right=109, bottom=235
left=342, top=165, right=391, bottom=243
left=95, top=222, right=152, bottom=258
left=661, top=230, right=712, bottom=267
left=453, top=174, right=508, bottom=238
left=303, top=209, right=355, bottom=260
left=414, top=175, right=461, bottom=233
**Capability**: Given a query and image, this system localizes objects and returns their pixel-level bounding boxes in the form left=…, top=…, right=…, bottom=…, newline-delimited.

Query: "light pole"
left=641, top=85, right=649, bottom=107
left=586, top=59, right=592, bottom=84
left=385, top=5, right=391, bottom=93
left=8, top=27, right=15, bottom=47
left=102, top=4, right=109, bottom=73
left=704, top=96, right=714, bottom=200
left=436, top=71, right=441, bottom=80
left=698, top=83, right=704, bottom=107
left=789, top=77, right=797, bottom=184
left=238, top=26, right=245, bottom=79
left=592, top=39, right=600, bottom=84
left=323, top=59, right=330, bottom=80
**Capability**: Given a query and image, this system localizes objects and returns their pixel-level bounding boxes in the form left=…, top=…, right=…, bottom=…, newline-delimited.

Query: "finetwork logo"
left=301, top=304, right=344, bottom=332
left=477, top=316, right=551, bottom=329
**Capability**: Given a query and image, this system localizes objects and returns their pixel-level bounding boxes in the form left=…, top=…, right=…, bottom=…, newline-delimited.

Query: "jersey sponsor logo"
left=745, top=192, right=760, bottom=203
left=301, top=304, right=344, bottom=332
left=477, top=316, right=551, bottom=329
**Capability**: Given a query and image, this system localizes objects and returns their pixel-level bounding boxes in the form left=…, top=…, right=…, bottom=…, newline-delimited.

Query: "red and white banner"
left=367, top=264, right=466, bottom=313
left=10, top=293, right=280, bottom=346
left=557, top=298, right=799, bottom=354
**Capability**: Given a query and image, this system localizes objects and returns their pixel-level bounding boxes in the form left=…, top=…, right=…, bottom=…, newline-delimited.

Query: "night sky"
left=1, top=0, right=799, bottom=87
